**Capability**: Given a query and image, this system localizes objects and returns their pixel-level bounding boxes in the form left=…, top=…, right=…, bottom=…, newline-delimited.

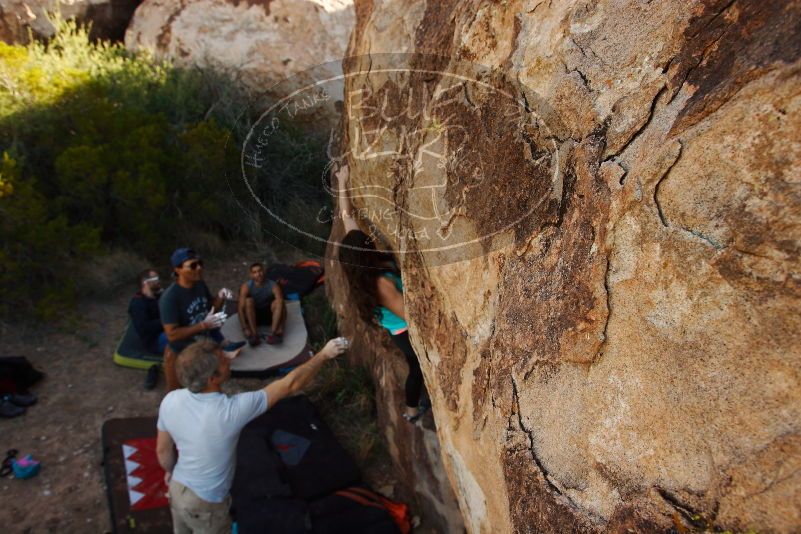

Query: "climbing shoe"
left=402, top=401, right=431, bottom=425
left=0, top=398, right=25, bottom=418
left=6, top=392, right=36, bottom=407
left=223, top=340, right=247, bottom=352
left=264, top=333, right=282, bottom=345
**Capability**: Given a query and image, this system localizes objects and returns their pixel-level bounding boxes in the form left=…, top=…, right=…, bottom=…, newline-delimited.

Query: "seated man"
left=129, top=269, right=167, bottom=389
left=238, top=262, right=286, bottom=346
left=156, top=336, right=349, bottom=533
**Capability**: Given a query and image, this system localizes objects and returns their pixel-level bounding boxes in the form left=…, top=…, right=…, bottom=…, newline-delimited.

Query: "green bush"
left=0, top=20, right=331, bottom=319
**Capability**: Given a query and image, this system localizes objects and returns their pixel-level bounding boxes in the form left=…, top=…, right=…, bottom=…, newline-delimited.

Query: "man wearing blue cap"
left=159, top=248, right=244, bottom=392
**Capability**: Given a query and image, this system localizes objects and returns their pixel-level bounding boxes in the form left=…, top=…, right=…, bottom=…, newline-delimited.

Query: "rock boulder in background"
left=125, top=0, right=354, bottom=110
left=0, top=0, right=141, bottom=43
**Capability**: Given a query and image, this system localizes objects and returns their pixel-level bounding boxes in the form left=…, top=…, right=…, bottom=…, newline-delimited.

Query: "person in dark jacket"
left=129, top=269, right=167, bottom=355
left=129, top=269, right=167, bottom=390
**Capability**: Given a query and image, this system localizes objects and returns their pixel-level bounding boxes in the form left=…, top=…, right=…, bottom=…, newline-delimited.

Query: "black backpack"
left=266, top=262, right=324, bottom=298
left=0, top=356, right=44, bottom=395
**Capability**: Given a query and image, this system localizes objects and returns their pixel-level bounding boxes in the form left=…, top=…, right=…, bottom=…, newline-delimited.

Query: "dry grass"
left=301, top=289, right=384, bottom=462
left=74, top=249, right=150, bottom=297
left=310, top=360, right=382, bottom=464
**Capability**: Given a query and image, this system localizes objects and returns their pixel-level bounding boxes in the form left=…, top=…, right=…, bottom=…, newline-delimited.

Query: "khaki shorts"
left=168, top=478, right=231, bottom=534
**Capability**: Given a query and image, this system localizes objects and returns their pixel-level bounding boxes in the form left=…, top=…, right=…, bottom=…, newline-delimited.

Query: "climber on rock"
left=334, top=163, right=429, bottom=424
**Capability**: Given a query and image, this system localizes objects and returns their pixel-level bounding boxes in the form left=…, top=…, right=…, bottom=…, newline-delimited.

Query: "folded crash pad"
left=102, top=417, right=171, bottom=533
left=220, top=300, right=313, bottom=378
left=113, top=322, right=162, bottom=370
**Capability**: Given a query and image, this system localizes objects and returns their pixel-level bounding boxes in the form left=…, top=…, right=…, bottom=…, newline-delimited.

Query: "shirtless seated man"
left=238, top=262, right=286, bottom=347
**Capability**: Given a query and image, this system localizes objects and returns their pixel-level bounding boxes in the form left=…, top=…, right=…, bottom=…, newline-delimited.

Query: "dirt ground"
left=0, top=253, right=419, bottom=533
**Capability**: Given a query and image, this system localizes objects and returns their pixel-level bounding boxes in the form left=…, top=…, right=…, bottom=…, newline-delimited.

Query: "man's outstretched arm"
left=264, top=337, right=348, bottom=406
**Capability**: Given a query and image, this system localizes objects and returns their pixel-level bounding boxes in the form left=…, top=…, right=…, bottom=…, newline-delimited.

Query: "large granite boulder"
left=0, top=0, right=141, bottom=43
left=326, top=225, right=466, bottom=533
left=326, top=0, right=801, bottom=532
left=125, top=0, right=354, bottom=106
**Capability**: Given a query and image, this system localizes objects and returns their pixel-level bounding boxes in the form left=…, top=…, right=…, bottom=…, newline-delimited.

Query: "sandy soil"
left=0, top=254, right=418, bottom=533
left=1, top=279, right=165, bottom=533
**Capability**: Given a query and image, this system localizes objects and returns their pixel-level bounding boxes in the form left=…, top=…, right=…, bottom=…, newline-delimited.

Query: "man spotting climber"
left=159, top=248, right=244, bottom=392
left=238, top=262, right=286, bottom=347
left=156, top=336, right=349, bottom=533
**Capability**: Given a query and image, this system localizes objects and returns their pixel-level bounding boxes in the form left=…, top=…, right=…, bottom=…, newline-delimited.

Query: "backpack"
left=266, top=261, right=324, bottom=298
left=0, top=356, right=44, bottom=395
left=334, top=487, right=411, bottom=534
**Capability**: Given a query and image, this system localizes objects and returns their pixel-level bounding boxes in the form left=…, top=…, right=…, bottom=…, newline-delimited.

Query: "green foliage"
left=303, top=288, right=339, bottom=351
left=0, top=151, right=101, bottom=318
left=301, top=289, right=380, bottom=462
left=0, top=20, right=331, bottom=319
left=311, top=360, right=382, bottom=463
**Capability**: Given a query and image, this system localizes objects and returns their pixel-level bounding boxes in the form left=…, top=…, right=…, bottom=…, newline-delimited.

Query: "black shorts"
left=255, top=305, right=273, bottom=326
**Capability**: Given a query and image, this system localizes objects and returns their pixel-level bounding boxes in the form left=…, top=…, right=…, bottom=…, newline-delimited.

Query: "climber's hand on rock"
left=335, top=164, right=349, bottom=190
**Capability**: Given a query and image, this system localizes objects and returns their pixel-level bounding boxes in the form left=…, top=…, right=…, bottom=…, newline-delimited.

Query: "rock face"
left=327, top=1, right=801, bottom=532
left=0, top=0, right=141, bottom=43
left=125, top=0, right=354, bottom=105
left=326, top=228, right=466, bottom=532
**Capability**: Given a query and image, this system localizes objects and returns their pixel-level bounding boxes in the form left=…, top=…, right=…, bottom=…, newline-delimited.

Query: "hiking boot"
left=247, top=335, right=261, bottom=348
left=0, top=398, right=25, bottom=418
left=222, top=340, right=247, bottom=352
left=264, top=334, right=282, bottom=345
left=144, top=365, right=159, bottom=391
left=7, top=392, right=36, bottom=407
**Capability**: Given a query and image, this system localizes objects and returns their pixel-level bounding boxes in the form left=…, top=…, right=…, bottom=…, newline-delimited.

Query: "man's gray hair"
left=176, top=340, right=220, bottom=393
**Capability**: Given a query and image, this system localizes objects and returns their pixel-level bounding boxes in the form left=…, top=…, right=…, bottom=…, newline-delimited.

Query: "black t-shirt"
left=159, top=281, right=213, bottom=353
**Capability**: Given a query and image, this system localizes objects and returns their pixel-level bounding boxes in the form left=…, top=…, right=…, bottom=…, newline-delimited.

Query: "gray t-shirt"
left=246, top=279, right=275, bottom=309
left=157, top=389, right=269, bottom=503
